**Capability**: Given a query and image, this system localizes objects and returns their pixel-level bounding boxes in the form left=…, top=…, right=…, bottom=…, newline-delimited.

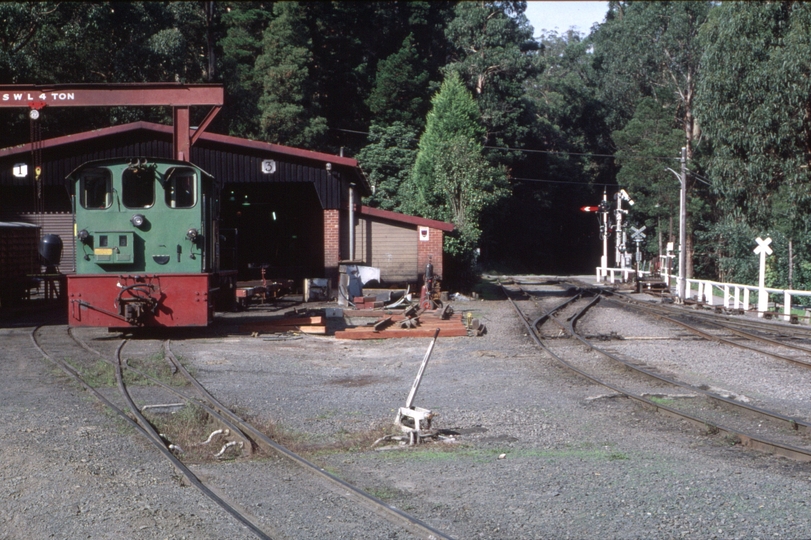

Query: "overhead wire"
left=334, top=127, right=710, bottom=190
left=484, top=144, right=682, bottom=161
left=511, top=176, right=616, bottom=187
left=332, top=126, right=684, bottom=162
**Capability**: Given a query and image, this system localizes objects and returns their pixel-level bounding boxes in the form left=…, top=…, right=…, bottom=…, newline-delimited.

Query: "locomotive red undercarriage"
left=67, top=272, right=234, bottom=328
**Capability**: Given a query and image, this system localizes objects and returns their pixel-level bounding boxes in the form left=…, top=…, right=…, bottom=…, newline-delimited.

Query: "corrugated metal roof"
left=0, top=121, right=371, bottom=210
left=359, top=205, right=454, bottom=232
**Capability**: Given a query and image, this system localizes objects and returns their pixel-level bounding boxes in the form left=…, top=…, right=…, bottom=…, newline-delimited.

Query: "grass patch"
left=65, top=358, right=116, bottom=387
left=372, top=445, right=633, bottom=464
left=145, top=403, right=228, bottom=463
left=365, top=486, right=402, bottom=502
left=124, top=351, right=189, bottom=388
left=275, top=420, right=396, bottom=458
left=648, top=396, right=676, bottom=407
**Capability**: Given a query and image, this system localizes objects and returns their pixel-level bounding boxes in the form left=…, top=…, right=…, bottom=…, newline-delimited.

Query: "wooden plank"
left=267, top=316, right=324, bottom=326
left=335, top=326, right=469, bottom=340
left=342, top=309, right=395, bottom=317
left=238, top=317, right=324, bottom=332
left=340, top=321, right=465, bottom=333
left=242, top=325, right=326, bottom=335
left=294, top=325, right=326, bottom=335
left=240, top=315, right=324, bottom=330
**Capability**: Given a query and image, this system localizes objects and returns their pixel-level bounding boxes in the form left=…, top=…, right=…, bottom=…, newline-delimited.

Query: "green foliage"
left=612, top=97, right=683, bottom=243
left=443, top=1, right=537, bottom=154
left=592, top=1, right=709, bottom=277
left=366, top=33, right=430, bottom=130
left=21, top=0, right=811, bottom=289
left=406, top=73, right=509, bottom=263
left=593, top=1, right=709, bottom=144
left=528, top=31, right=612, bottom=179
left=0, top=2, right=51, bottom=82
left=217, top=2, right=272, bottom=138
left=255, top=2, right=327, bottom=147
left=696, top=2, right=811, bottom=232
left=356, top=122, right=419, bottom=211
left=481, top=29, right=612, bottom=274
left=695, top=212, right=758, bottom=284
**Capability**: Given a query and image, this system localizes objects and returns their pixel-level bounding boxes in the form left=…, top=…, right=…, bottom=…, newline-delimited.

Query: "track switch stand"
left=395, top=328, right=440, bottom=444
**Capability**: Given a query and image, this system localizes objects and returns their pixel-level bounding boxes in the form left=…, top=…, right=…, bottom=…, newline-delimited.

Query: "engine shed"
left=0, top=122, right=451, bottom=292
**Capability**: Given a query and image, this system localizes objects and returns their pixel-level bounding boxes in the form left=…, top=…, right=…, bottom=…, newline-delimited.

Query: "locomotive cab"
left=66, top=158, right=236, bottom=328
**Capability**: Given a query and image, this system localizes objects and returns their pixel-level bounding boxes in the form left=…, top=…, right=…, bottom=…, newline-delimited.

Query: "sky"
left=524, top=1, right=609, bottom=37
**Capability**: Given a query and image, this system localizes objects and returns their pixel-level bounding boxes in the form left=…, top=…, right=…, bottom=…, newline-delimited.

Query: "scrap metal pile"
left=335, top=302, right=483, bottom=339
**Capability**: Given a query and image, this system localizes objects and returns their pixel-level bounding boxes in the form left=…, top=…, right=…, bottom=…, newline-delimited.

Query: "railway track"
left=603, top=291, right=811, bottom=369
left=30, top=324, right=452, bottom=540
left=503, top=280, right=811, bottom=462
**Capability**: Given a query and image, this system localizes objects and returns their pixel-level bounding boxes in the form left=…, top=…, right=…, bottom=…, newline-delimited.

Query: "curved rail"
left=504, top=283, right=811, bottom=462
left=33, top=327, right=274, bottom=539
left=603, top=291, right=811, bottom=369
left=162, top=342, right=453, bottom=540
left=49, top=327, right=453, bottom=540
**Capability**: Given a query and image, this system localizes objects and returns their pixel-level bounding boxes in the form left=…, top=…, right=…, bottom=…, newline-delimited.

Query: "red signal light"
left=580, top=206, right=600, bottom=212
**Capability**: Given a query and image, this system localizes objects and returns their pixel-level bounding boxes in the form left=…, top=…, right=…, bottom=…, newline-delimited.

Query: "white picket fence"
left=596, top=266, right=811, bottom=322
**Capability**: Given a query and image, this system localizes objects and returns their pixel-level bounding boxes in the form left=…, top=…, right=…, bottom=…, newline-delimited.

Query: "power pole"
left=678, top=147, right=687, bottom=300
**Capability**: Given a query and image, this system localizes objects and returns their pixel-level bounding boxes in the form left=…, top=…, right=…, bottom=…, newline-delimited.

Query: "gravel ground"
left=3, top=277, right=811, bottom=539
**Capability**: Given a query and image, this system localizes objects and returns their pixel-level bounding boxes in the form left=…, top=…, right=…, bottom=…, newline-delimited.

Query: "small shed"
left=350, top=206, right=453, bottom=284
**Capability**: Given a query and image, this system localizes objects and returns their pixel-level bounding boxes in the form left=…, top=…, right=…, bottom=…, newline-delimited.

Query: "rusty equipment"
left=395, top=328, right=440, bottom=444
left=419, top=260, right=442, bottom=310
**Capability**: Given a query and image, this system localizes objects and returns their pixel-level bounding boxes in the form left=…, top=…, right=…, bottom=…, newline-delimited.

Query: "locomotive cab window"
left=122, top=165, right=156, bottom=208
left=164, top=168, right=196, bottom=208
left=80, top=169, right=112, bottom=209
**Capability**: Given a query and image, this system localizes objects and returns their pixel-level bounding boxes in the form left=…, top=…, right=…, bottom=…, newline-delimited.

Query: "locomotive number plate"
left=95, top=248, right=113, bottom=256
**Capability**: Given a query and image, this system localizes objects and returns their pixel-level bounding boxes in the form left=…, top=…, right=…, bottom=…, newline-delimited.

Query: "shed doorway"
left=221, top=182, right=324, bottom=282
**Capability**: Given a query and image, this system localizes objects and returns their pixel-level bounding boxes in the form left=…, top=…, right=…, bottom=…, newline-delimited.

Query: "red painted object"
left=68, top=273, right=212, bottom=328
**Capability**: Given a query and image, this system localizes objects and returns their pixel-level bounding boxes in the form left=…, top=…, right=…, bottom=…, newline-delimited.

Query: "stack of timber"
left=335, top=309, right=469, bottom=340
left=239, top=313, right=326, bottom=335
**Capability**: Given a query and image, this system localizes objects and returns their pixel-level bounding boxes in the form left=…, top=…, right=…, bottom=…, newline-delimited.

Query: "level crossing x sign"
left=754, top=236, right=773, bottom=256
left=630, top=225, right=646, bottom=241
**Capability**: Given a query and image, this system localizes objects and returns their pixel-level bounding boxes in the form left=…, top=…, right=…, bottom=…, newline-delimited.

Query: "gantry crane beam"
left=0, top=83, right=224, bottom=161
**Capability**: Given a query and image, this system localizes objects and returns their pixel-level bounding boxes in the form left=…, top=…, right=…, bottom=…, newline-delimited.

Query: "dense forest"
left=2, top=1, right=811, bottom=291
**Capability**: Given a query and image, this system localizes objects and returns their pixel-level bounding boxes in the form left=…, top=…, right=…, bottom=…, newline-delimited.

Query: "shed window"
left=122, top=166, right=155, bottom=208
left=164, top=168, right=196, bottom=208
left=79, top=169, right=112, bottom=209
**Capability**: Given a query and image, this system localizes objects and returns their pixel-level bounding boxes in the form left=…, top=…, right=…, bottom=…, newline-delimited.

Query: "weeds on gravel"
left=281, top=421, right=396, bottom=457
left=65, top=358, right=116, bottom=387
left=145, top=403, right=225, bottom=463
left=649, top=396, right=676, bottom=407
left=703, top=423, right=720, bottom=435
left=379, top=446, right=632, bottom=464
left=723, top=434, right=741, bottom=446
left=124, top=353, right=187, bottom=388
left=364, top=486, right=402, bottom=502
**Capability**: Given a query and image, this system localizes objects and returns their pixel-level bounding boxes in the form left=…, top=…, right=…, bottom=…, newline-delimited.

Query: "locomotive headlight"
left=186, top=228, right=199, bottom=242
left=77, top=229, right=90, bottom=243
left=131, top=214, right=146, bottom=228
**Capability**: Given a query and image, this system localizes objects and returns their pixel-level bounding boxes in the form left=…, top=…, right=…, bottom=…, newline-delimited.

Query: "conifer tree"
left=254, top=2, right=326, bottom=147
left=405, top=72, right=509, bottom=260
left=366, top=33, right=430, bottom=130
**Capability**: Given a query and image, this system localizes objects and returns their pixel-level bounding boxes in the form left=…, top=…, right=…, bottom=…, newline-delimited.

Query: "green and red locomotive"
left=67, top=158, right=236, bottom=328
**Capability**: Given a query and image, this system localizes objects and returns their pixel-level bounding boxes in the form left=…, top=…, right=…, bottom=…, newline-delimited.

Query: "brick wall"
left=417, top=226, right=444, bottom=280
left=323, top=209, right=341, bottom=284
